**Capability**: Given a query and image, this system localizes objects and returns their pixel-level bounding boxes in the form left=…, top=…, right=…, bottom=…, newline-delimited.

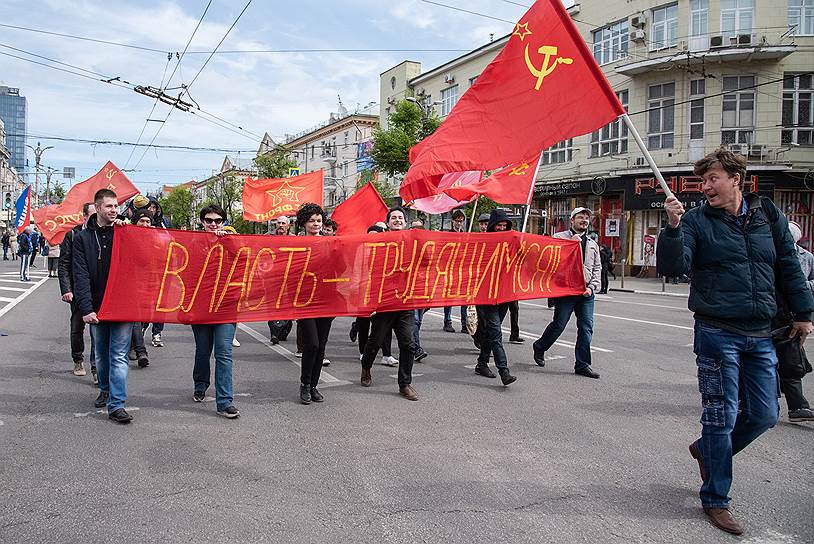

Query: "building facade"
left=380, top=0, right=814, bottom=273
left=191, top=155, right=256, bottom=215
left=0, top=86, right=27, bottom=175
left=261, top=109, right=379, bottom=212
left=0, top=118, right=21, bottom=229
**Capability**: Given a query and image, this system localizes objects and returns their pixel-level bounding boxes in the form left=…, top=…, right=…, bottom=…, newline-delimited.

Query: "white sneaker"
left=379, top=355, right=398, bottom=367
left=73, top=361, right=86, bottom=376
left=232, top=337, right=240, bottom=347
left=295, top=351, right=302, bottom=358
left=359, top=354, right=363, bottom=361
left=151, top=334, right=164, bottom=347
left=322, top=358, right=331, bottom=366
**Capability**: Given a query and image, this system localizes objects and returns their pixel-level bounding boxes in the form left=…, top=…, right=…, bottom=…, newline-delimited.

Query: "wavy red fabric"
left=242, top=170, right=324, bottom=221
left=331, top=182, right=388, bottom=235
left=444, top=159, right=538, bottom=204
left=97, top=226, right=585, bottom=324
left=400, top=0, right=624, bottom=202
left=32, top=161, right=138, bottom=245
left=410, top=170, right=480, bottom=214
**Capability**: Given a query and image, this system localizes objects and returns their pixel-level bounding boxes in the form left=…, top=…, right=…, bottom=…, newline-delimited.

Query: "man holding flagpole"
left=657, top=148, right=814, bottom=535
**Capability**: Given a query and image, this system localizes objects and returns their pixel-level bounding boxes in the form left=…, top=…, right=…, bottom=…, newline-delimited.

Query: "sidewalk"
left=607, top=276, right=690, bottom=297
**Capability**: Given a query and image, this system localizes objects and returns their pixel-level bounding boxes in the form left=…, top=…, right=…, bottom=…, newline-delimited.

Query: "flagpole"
left=469, top=195, right=480, bottom=232
left=521, top=151, right=546, bottom=233
left=621, top=113, right=674, bottom=199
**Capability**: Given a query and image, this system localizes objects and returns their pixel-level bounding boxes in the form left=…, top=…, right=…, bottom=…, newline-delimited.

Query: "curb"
left=608, top=287, right=689, bottom=298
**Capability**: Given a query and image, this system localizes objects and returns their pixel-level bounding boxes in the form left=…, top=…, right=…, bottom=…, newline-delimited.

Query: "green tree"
left=356, top=168, right=397, bottom=205
left=50, top=181, right=66, bottom=204
left=206, top=175, right=244, bottom=223
left=254, top=146, right=297, bottom=179
left=371, top=100, right=441, bottom=177
left=159, top=187, right=194, bottom=229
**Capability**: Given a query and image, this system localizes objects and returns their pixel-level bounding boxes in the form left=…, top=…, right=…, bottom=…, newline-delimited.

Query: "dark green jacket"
left=656, top=193, right=814, bottom=332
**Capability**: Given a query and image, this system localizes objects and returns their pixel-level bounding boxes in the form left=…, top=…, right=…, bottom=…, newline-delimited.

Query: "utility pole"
left=25, top=142, right=54, bottom=207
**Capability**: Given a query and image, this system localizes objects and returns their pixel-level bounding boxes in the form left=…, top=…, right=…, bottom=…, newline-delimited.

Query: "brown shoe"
left=704, top=508, right=743, bottom=535
left=360, top=368, right=372, bottom=387
left=689, top=440, right=707, bottom=482
left=399, top=385, right=418, bottom=401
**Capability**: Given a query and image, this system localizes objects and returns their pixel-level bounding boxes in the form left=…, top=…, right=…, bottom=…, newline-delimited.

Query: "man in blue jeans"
left=72, top=189, right=133, bottom=424
left=657, top=148, right=814, bottom=535
left=532, top=207, right=602, bottom=379
left=191, top=204, right=240, bottom=419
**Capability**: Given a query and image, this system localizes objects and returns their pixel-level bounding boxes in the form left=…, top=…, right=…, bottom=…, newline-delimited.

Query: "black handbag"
left=772, top=326, right=813, bottom=380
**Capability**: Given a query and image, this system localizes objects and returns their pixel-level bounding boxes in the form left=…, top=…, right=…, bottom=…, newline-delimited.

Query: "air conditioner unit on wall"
left=634, top=157, right=647, bottom=167
left=630, top=13, right=646, bottom=28
left=630, top=29, right=646, bottom=42
left=737, top=33, right=752, bottom=46
left=747, top=145, right=767, bottom=160
left=710, top=35, right=724, bottom=48
left=444, top=73, right=455, bottom=84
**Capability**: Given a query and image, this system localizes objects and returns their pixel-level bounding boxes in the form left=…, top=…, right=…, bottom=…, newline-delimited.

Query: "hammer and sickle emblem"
left=524, top=45, right=573, bottom=91
left=104, top=168, right=117, bottom=181
left=509, top=163, right=530, bottom=176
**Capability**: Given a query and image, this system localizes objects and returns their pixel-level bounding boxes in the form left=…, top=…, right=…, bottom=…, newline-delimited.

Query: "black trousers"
left=600, top=268, right=609, bottom=293
left=508, top=300, right=520, bottom=339
left=69, top=301, right=95, bottom=367
left=361, top=311, right=414, bottom=386
left=297, top=317, right=333, bottom=387
left=780, top=376, right=811, bottom=411
left=356, top=317, right=392, bottom=357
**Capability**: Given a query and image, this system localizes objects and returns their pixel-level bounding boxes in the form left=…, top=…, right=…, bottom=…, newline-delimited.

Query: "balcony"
left=616, top=34, right=795, bottom=76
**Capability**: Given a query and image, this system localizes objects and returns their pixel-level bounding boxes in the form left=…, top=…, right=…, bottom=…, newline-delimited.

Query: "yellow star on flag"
left=267, top=179, right=305, bottom=206
left=513, top=21, right=532, bottom=41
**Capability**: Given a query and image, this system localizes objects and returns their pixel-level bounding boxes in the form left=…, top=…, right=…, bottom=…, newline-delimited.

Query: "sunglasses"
left=203, top=217, right=224, bottom=225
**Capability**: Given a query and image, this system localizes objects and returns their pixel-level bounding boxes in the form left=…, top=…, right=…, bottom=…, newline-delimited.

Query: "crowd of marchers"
left=43, top=147, right=814, bottom=537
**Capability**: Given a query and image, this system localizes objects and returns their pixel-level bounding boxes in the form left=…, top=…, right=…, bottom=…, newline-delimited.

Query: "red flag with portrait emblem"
left=400, top=0, right=625, bottom=202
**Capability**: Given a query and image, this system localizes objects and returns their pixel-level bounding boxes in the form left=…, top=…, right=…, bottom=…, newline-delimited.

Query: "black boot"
left=499, top=369, right=517, bottom=386
left=299, top=384, right=311, bottom=404
left=310, top=387, right=324, bottom=402
left=474, top=363, right=496, bottom=378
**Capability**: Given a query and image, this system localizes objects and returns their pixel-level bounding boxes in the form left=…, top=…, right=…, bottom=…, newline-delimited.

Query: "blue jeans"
left=92, top=322, right=132, bottom=412
left=19, top=254, right=30, bottom=280
left=534, top=294, right=595, bottom=370
left=191, top=323, right=236, bottom=410
left=414, top=309, right=428, bottom=351
left=476, top=304, right=509, bottom=370
left=693, top=322, right=779, bottom=508
left=443, top=305, right=467, bottom=328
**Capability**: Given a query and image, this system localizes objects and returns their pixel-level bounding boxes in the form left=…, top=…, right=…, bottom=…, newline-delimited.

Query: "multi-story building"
left=258, top=106, right=379, bottom=211
left=0, top=86, right=27, bottom=175
left=191, top=155, right=256, bottom=213
left=0, top=117, right=21, bottom=228
left=380, top=0, right=814, bottom=272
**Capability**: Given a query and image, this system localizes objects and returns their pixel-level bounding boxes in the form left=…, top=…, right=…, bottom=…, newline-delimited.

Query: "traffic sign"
left=288, top=168, right=300, bottom=177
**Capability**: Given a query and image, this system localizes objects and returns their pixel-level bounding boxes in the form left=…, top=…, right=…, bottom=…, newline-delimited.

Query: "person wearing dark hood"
left=140, top=196, right=169, bottom=347
left=147, top=196, right=172, bottom=229
left=72, top=189, right=134, bottom=424
left=473, top=209, right=517, bottom=386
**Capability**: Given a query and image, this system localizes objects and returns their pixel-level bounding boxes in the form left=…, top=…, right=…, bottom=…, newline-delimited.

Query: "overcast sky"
left=0, top=0, right=554, bottom=193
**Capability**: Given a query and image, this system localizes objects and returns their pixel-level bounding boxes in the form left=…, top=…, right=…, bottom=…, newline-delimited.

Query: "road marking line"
left=0, top=296, right=14, bottom=302
left=0, top=286, right=28, bottom=292
left=521, top=298, right=686, bottom=311
left=424, top=310, right=613, bottom=353
left=0, top=276, right=49, bottom=321
left=593, top=312, right=694, bottom=331
left=74, top=407, right=141, bottom=418
left=236, top=323, right=348, bottom=386
left=0, top=278, right=34, bottom=284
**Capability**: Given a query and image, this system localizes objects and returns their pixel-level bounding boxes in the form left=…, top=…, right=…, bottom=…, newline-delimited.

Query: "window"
left=343, top=161, right=349, bottom=177
left=591, top=90, right=629, bottom=157
left=651, top=4, right=679, bottom=49
left=782, top=73, right=813, bottom=145
left=690, top=0, right=709, bottom=36
left=721, top=0, right=754, bottom=39
left=689, top=79, right=705, bottom=140
left=440, top=85, right=459, bottom=116
left=647, top=83, right=675, bottom=149
left=592, top=20, right=628, bottom=65
left=721, top=75, right=756, bottom=144
left=542, top=139, right=573, bottom=165
left=789, top=0, right=814, bottom=35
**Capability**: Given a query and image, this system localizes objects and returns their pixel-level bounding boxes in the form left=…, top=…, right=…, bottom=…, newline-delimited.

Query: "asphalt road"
left=1, top=257, right=812, bottom=543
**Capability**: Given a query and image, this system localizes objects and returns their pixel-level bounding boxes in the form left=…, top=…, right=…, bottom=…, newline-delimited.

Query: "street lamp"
left=25, top=141, right=54, bottom=207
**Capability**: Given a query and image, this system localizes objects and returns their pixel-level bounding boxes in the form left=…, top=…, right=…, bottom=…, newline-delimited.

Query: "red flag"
left=444, top=159, right=538, bottom=204
left=242, top=170, right=324, bottom=221
left=411, top=170, right=480, bottom=214
left=33, top=161, right=138, bottom=245
left=331, top=182, right=389, bottom=235
left=400, top=0, right=625, bottom=202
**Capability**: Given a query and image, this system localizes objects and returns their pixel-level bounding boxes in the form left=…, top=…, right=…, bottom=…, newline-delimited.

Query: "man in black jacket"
left=657, top=148, right=814, bottom=535
left=59, top=202, right=96, bottom=380
left=73, top=189, right=133, bottom=424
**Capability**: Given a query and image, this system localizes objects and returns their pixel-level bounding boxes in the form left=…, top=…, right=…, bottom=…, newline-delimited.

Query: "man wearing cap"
left=532, top=206, right=602, bottom=379
left=477, top=213, right=490, bottom=232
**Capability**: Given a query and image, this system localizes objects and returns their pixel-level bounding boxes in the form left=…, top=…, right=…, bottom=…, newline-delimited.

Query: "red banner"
left=33, top=161, right=138, bottom=245
left=242, top=170, right=324, bottom=221
left=97, top=226, right=585, bottom=324
left=445, top=159, right=538, bottom=204
left=410, top=170, right=480, bottom=214
left=331, top=182, right=388, bottom=236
